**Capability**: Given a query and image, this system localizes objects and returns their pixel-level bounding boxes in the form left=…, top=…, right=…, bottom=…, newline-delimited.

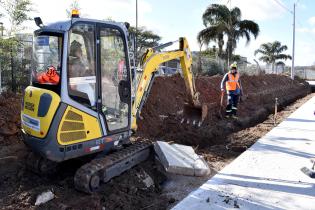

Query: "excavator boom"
left=132, top=37, right=207, bottom=130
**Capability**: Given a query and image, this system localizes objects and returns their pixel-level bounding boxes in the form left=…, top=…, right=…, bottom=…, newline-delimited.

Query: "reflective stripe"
left=232, top=106, right=238, bottom=110
left=226, top=110, right=232, bottom=112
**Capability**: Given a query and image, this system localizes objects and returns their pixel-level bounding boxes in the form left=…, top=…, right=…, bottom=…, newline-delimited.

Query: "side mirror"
left=34, top=17, right=44, bottom=28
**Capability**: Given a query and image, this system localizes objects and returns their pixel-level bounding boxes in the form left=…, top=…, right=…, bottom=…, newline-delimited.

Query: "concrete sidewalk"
left=173, top=96, right=315, bottom=210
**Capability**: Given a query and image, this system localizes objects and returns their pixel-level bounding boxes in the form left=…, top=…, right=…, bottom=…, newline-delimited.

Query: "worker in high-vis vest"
left=220, top=63, right=243, bottom=118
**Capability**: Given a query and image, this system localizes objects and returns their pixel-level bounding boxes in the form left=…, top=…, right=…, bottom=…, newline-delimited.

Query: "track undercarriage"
left=27, top=141, right=152, bottom=193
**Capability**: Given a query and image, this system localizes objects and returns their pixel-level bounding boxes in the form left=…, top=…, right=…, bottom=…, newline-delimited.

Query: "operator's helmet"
left=230, top=62, right=237, bottom=71
left=70, top=40, right=82, bottom=57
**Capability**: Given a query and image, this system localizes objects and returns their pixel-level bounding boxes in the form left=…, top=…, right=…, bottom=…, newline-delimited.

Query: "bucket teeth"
left=181, top=103, right=208, bottom=127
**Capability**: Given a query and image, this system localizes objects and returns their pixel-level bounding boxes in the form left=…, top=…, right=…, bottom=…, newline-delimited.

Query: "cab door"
left=97, top=24, right=131, bottom=134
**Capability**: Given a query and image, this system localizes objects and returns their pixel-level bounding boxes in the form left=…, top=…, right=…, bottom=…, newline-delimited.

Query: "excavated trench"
left=137, top=74, right=310, bottom=147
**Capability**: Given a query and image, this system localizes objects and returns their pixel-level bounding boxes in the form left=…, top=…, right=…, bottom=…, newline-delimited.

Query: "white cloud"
left=308, top=16, right=315, bottom=26
left=297, top=27, right=311, bottom=33
left=13, top=0, right=152, bottom=33
left=296, top=27, right=315, bottom=36
left=235, top=34, right=275, bottom=64
left=31, top=0, right=151, bottom=25
left=295, top=39, right=315, bottom=66
left=227, top=0, right=287, bottom=21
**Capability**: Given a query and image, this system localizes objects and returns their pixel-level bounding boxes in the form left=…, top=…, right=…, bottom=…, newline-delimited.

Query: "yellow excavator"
left=21, top=11, right=207, bottom=193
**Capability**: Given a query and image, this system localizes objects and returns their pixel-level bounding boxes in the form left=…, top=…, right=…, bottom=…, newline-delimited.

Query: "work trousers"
left=226, top=93, right=239, bottom=116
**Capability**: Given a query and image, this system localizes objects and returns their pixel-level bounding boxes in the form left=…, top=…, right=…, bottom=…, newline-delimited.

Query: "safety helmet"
left=230, top=63, right=237, bottom=70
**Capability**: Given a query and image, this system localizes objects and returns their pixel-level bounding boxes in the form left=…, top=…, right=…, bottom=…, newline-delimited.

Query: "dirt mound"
left=0, top=92, right=21, bottom=146
left=137, top=74, right=310, bottom=147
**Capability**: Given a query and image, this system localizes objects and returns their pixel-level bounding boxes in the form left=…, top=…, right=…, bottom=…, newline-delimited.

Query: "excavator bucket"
left=181, top=103, right=208, bottom=127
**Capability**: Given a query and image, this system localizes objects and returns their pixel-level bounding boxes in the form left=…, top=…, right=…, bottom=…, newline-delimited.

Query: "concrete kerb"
left=154, top=141, right=210, bottom=177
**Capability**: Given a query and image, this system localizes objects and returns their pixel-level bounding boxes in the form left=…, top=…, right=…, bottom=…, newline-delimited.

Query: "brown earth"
left=0, top=74, right=312, bottom=210
left=0, top=92, right=21, bottom=145
left=137, top=74, right=310, bottom=147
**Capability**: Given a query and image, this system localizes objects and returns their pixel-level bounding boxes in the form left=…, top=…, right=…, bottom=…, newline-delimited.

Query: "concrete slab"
left=307, top=81, right=315, bottom=91
left=172, top=96, right=315, bottom=210
left=307, top=80, right=315, bottom=86
left=154, top=141, right=210, bottom=177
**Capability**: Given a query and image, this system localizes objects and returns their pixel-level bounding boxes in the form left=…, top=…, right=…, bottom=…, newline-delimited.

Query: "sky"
left=1, top=0, right=315, bottom=66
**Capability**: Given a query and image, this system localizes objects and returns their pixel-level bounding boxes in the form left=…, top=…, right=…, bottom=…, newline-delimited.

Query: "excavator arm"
left=131, top=37, right=207, bottom=131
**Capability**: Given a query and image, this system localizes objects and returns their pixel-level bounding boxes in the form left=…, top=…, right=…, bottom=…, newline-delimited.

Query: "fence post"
left=0, top=55, right=2, bottom=93
left=10, top=43, right=16, bottom=93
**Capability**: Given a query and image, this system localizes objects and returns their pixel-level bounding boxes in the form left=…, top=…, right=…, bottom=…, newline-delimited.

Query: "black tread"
left=74, top=141, right=152, bottom=193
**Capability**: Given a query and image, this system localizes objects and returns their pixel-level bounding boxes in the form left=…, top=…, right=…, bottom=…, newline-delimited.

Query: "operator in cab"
left=220, top=63, right=243, bottom=119
left=68, top=40, right=96, bottom=107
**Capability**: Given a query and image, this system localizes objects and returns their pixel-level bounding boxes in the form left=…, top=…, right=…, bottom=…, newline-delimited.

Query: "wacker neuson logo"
left=25, top=102, right=35, bottom=111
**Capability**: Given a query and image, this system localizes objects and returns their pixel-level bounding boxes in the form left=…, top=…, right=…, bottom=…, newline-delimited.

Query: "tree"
left=0, top=0, right=33, bottom=92
left=197, top=4, right=259, bottom=65
left=0, top=0, right=33, bottom=36
left=128, top=26, right=161, bottom=63
left=254, top=41, right=292, bottom=73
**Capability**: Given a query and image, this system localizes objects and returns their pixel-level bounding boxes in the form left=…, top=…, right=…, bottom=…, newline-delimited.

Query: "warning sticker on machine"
left=22, top=114, right=40, bottom=132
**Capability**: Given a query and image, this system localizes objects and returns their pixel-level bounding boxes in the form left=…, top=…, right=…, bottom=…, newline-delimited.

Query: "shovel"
left=218, top=91, right=225, bottom=119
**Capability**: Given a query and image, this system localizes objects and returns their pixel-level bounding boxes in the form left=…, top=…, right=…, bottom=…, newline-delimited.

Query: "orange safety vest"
left=226, top=73, right=240, bottom=91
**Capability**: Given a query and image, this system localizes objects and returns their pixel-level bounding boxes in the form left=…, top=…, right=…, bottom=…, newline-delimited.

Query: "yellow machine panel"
left=57, top=106, right=102, bottom=145
left=21, top=86, right=61, bottom=138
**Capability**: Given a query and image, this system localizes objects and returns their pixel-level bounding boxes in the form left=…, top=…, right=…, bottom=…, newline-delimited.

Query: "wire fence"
left=0, top=34, right=33, bottom=93
left=295, top=69, right=315, bottom=80
left=192, top=53, right=315, bottom=79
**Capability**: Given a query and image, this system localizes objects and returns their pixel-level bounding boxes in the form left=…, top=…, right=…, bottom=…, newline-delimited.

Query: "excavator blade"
left=181, top=103, right=208, bottom=127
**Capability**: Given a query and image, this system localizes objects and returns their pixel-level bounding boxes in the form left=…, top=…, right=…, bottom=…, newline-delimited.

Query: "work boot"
left=231, top=115, right=238, bottom=120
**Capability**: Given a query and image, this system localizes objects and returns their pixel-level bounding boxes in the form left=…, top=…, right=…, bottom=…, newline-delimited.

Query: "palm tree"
left=197, top=4, right=259, bottom=65
left=254, top=41, right=292, bottom=73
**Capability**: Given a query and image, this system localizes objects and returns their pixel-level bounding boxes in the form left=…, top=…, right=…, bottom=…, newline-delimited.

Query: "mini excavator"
left=21, top=10, right=207, bottom=193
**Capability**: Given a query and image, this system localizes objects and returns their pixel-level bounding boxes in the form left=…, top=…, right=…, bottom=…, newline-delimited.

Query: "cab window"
left=32, top=34, right=62, bottom=89
left=68, top=23, right=96, bottom=108
left=100, top=28, right=129, bottom=131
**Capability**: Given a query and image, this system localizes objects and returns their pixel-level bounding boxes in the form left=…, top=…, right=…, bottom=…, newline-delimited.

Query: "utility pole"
left=291, top=3, right=296, bottom=80
left=135, top=0, right=138, bottom=65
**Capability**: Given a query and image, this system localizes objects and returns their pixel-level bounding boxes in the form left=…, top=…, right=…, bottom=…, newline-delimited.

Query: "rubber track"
left=74, top=141, right=152, bottom=193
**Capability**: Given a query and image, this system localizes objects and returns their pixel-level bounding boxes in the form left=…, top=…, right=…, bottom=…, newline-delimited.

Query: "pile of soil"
left=137, top=74, right=310, bottom=147
left=0, top=92, right=21, bottom=146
